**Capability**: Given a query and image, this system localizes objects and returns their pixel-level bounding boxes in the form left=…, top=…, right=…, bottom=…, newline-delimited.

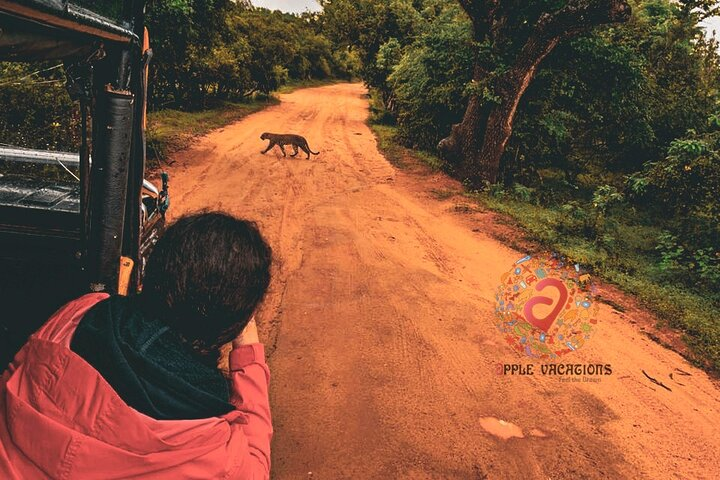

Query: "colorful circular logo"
left=494, top=254, right=598, bottom=359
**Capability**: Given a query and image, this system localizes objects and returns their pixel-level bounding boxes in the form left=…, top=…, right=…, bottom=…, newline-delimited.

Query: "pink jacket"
left=0, top=293, right=272, bottom=479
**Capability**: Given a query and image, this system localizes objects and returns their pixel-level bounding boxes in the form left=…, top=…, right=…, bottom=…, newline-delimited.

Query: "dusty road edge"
left=367, top=119, right=715, bottom=381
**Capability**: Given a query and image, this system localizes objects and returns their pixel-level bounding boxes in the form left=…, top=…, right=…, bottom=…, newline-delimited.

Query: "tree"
left=437, top=0, right=632, bottom=185
left=146, top=1, right=344, bottom=107
left=387, top=3, right=475, bottom=149
left=321, top=0, right=420, bottom=104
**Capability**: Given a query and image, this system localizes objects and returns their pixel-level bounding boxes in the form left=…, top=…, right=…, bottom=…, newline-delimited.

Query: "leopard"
left=260, top=132, right=320, bottom=159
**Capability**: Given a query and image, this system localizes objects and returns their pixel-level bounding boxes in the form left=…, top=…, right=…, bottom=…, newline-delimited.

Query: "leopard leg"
left=290, top=144, right=299, bottom=157
left=261, top=141, right=274, bottom=154
left=301, top=145, right=311, bottom=159
left=279, top=144, right=287, bottom=157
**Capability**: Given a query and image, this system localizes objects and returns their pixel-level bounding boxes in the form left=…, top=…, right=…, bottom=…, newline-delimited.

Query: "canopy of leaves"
left=0, top=62, right=78, bottom=151
left=147, top=0, right=354, bottom=108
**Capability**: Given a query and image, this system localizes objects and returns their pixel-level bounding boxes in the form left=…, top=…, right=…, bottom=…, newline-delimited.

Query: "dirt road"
left=167, top=83, right=720, bottom=479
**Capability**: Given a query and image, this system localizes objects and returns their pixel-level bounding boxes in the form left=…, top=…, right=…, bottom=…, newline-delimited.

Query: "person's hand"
left=233, top=316, right=259, bottom=347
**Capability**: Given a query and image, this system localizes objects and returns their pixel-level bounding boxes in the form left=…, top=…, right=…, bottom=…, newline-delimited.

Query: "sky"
left=702, top=16, right=720, bottom=39
left=251, top=0, right=322, bottom=14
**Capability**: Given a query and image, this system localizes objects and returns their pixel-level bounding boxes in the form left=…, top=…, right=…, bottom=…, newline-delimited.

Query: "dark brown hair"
left=140, top=212, right=272, bottom=355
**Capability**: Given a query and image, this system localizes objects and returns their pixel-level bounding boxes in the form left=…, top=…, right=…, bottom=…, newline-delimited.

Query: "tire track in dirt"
left=166, top=83, right=720, bottom=480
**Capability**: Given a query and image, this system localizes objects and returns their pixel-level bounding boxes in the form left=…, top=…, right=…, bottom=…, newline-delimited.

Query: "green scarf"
left=70, top=296, right=233, bottom=420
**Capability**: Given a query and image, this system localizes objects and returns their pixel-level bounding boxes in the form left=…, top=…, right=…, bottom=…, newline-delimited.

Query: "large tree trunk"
left=439, top=0, right=631, bottom=185
left=469, top=29, right=563, bottom=182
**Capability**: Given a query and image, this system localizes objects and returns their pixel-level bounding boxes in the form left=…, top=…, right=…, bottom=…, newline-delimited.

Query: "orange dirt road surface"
left=167, top=83, right=720, bottom=480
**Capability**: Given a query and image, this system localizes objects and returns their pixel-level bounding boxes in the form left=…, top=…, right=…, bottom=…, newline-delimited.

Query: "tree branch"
left=442, top=0, right=632, bottom=183
left=457, top=0, right=500, bottom=41
left=535, top=0, right=631, bottom=40
left=497, top=0, right=631, bottom=103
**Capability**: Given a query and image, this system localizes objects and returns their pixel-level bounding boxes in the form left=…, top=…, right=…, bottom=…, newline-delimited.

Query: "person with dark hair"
left=0, top=212, right=274, bottom=479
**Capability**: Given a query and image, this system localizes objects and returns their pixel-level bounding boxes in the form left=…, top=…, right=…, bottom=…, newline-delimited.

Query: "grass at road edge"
left=371, top=123, right=443, bottom=170
left=369, top=121, right=720, bottom=375
left=276, top=78, right=345, bottom=94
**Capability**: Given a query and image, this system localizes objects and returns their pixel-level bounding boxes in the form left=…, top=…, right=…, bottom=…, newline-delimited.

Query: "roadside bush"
left=0, top=62, right=79, bottom=151
left=643, top=120, right=720, bottom=290
left=388, top=4, right=473, bottom=150
left=147, top=1, right=344, bottom=108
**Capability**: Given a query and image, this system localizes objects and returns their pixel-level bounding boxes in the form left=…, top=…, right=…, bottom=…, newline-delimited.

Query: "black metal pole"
left=79, top=99, right=90, bottom=265
left=87, top=82, right=134, bottom=292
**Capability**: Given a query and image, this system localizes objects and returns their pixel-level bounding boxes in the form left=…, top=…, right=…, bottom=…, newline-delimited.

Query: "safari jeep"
left=0, top=0, right=167, bottom=364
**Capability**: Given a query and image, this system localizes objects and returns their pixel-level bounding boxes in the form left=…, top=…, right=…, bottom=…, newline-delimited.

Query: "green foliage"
left=369, top=122, right=443, bottom=170
left=625, top=172, right=650, bottom=197
left=376, top=38, right=403, bottom=76
left=388, top=3, right=474, bottom=149
left=0, top=62, right=79, bottom=151
left=321, top=0, right=421, bottom=100
left=512, top=183, right=535, bottom=203
left=642, top=118, right=720, bottom=291
left=147, top=1, right=347, bottom=108
left=592, top=185, right=625, bottom=214
left=646, top=130, right=720, bottom=226
left=368, top=89, right=395, bottom=125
